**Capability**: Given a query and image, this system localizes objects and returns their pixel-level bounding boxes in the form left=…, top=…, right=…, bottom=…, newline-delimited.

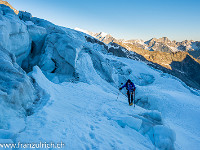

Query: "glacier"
left=0, top=4, right=200, bottom=150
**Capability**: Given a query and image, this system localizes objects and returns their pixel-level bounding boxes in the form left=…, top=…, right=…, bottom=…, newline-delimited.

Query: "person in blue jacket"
left=119, top=79, right=136, bottom=105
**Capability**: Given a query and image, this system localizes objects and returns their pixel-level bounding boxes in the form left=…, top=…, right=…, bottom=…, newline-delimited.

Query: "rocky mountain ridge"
left=76, top=28, right=200, bottom=57
left=126, top=37, right=200, bottom=59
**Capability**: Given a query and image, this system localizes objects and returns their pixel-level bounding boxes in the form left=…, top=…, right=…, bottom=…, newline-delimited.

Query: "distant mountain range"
left=75, top=28, right=200, bottom=59
left=75, top=28, right=200, bottom=90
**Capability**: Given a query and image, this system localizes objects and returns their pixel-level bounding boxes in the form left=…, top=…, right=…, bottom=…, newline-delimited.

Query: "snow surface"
left=100, top=32, right=108, bottom=37
left=169, top=46, right=179, bottom=52
left=14, top=55, right=200, bottom=149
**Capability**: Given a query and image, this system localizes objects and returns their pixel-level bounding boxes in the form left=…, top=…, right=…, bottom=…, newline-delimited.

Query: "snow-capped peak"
left=100, top=32, right=108, bottom=37
left=74, top=27, right=90, bottom=34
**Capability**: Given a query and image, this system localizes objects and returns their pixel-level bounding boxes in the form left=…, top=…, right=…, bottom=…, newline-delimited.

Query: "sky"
left=6, top=0, right=200, bottom=41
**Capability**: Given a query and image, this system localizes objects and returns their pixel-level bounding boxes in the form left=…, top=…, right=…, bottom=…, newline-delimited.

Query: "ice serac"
left=19, top=11, right=47, bottom=72
left=0, top=46, right=36, bottom=132
left=0, top=4, right=36, bottom=136
left=28, top=18, right=85, bottom=82
left=0, top=46, right=36, bottom=112
left=0, top=5, right=31, bottom=65
left=18, top=11, right=32, bottom=21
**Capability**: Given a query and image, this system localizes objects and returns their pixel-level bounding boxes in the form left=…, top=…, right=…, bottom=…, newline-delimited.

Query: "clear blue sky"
left=6, top=0, right=200, bottom=41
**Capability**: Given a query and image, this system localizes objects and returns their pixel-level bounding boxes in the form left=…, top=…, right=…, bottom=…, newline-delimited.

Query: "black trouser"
left=127, top=91, right=133, bottom=104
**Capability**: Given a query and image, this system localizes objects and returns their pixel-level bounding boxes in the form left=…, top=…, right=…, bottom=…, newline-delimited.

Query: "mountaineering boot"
left=129, top=102, right=133, bottom=106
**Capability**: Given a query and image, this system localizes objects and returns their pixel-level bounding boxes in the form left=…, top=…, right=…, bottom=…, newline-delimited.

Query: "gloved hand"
left=119, top=88, right=122, bottom=90
left=133, top=88, right=136, bottom=91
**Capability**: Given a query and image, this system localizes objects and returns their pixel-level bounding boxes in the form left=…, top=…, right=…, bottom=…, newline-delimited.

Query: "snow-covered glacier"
left=0, top=4, right=200, bottom=150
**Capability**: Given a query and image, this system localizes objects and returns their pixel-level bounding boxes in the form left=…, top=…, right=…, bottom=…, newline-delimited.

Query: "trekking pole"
left=134, top=90, right=136, bottom=107
left=117, top=83, right=123, bottom=100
